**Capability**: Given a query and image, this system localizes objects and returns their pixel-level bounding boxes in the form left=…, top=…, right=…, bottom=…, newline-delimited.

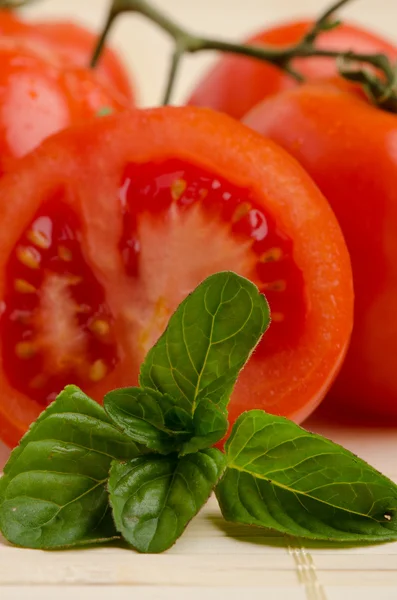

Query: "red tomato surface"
left=188, top=20, right=397, bottom=120
left=0, top=107, right=353, bottom=447
left=0, top=9, right=134, bottom=102
left=243, top=81, right=397, bottom=421
left=0, top=36, right=128, bottom=175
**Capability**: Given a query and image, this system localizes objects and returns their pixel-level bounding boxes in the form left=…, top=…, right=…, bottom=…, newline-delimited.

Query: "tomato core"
left=119, top=159, right=306, bottom=356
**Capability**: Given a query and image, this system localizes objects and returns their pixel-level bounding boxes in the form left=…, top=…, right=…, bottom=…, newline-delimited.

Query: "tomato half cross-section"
left=187, top=20, right=397, bottom=120
left=0, top=107, right=353, bottom=447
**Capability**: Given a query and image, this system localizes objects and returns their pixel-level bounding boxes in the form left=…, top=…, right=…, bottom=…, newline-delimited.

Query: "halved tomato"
left=0, top=107, right=353, bottom=447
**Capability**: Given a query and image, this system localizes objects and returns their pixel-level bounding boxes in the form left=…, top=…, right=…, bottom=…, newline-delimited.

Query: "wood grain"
left=1, top=418, right=397, bottom=600
left=1, top=2, right=397, bottom=599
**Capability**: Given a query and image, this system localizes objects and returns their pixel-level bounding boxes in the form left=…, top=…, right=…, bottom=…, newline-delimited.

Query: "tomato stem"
left=91, top=0, right=397, bottom=111
left=0, top=0, right=41, bottom=7
left=90, top=9, right=116, bottom=70
left=301, top=0, right=352, bottom=46
left=162, top=44, right=185, bottom=106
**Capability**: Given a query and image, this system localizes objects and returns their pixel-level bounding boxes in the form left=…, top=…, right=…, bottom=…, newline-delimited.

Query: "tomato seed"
left=16, top=246, right=40, bottom=269
left=29, top=374, right=47, bottom=389
left=263, top=280, right=287, bottom=292
left=15, top=341, right=36, bottom=359
left=171, top=178, right=187, bottom=201
left=14, top=279, right=37, bottom=294
left=89, top=319, right=110, bottom=337
left=89, top=359, right=107, bottom=382
left=260, top=247, right=283, bottom=263
left=26, top=229, right=51, bottom=250
left=58, top=245, right=73, bottom=262
left=65, top=275, right=83, bottom=287
left=232, top=202, right=252, bottom=223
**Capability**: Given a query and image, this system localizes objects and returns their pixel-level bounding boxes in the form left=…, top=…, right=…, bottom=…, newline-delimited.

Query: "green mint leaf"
left=104, top=387, right=193, bottom=454
left=139, top=271, right=269, bottom=436
left=216, top=410, right=397, bottom=543
left=109, top=448, right=226, bottom=553
left=179, top=368, right=250, bottom=455
left=179, top=366, right=255, bottom=454
left=179, top=400, right=228, bottom=456
left=0, top=385, right=142, bottom=548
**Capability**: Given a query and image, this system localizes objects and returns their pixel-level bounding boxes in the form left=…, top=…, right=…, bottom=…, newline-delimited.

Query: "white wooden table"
left=1, top=417, right=397, bottom=600
left=2, top=0, right=397, bottom=598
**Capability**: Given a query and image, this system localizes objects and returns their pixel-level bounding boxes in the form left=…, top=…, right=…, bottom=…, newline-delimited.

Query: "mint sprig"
left=109, top=448, right=225, bottom=553
left=137, top=270, right=270, bottom=454
left=0, top=386, right=141, bottom=548
left=1, top=271, right=397, bottom=552
left=104, top=387, right=193, bottom=454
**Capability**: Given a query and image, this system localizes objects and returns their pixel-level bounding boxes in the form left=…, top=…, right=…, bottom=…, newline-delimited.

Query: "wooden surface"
left=2, top=1, right=397, bottom=598
left=1, top=417, right=397, bottom=600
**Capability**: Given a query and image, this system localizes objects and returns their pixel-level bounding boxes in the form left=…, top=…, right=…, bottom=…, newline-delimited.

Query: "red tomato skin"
left=0, top=10, right=134, bottom=103
left=188, top=20, right=397, bottom=120
left=30, top=21, right=134, bottom=103
left=0, top=37, right=128, bottom=174
left=243, top=82, right=397, bottom=421
left=0, top=108, right=353, bottom=447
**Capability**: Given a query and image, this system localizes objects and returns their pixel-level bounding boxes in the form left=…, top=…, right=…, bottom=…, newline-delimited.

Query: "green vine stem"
left=3, top=0, right=396, bottom=110
left=0, top=0, right=41, bottom=8
left=1, top=0, right=396, bottom=110
left=90, top=0, right=397, bottom=110
left=5, top=0, right=390, bottom=112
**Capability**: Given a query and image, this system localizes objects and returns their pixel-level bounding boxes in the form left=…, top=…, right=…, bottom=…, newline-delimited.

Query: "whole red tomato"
left=243, top=81, right=397, bottom=421
left=188, top=20, right=397, bottom=120
left=0, top=9, right=134, bottom=102
left=0, top=36, right=128, bottom=175
left=0, top=107, right=353, bottom=446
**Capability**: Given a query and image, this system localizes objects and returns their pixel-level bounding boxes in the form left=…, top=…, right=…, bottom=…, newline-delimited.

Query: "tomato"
left=243, top=81, right=397, bottom=421
left=0, top=9, right=134, bottom=102
left=0, top=36, right=128, bottom=175
left=0, top=107, right=353, bottom=447
left=187, top=20, right=397, bottom=120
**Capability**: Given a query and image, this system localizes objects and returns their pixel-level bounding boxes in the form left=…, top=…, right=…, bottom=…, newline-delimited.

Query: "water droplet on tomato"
left=249, top=209, right=268, bottom=241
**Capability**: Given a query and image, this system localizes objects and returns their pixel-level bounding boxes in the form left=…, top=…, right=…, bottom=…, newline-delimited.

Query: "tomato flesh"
left=2, top=193, right=118, bottom=405
left=119, top=159, right=306, bottom=356
left=1, top=160, right=305, bottom=409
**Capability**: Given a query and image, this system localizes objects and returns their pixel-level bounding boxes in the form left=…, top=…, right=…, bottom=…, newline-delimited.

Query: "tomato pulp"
left=0, top=108, right=353, bottom=446
left=188, top=20, right=397, bottom=120
left=244, top=82, right=397, bottom=420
